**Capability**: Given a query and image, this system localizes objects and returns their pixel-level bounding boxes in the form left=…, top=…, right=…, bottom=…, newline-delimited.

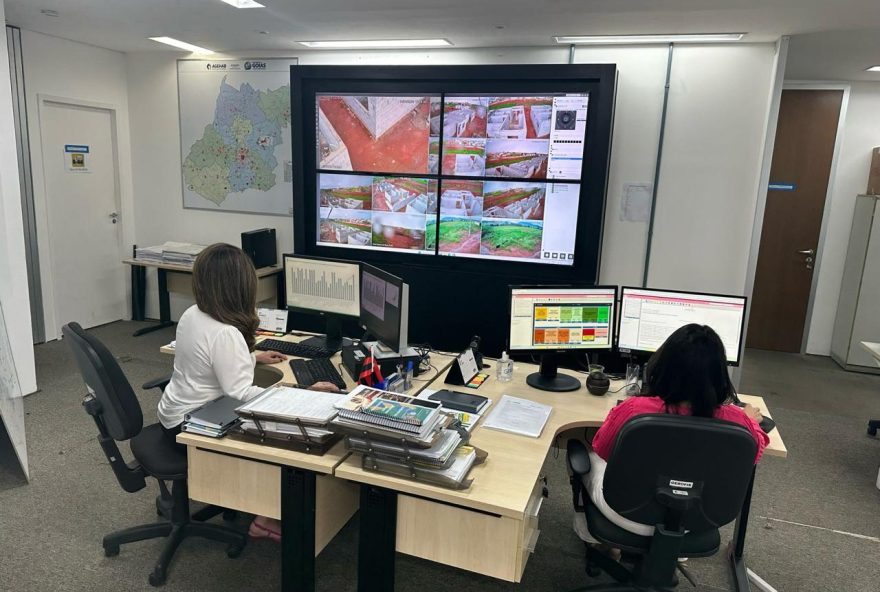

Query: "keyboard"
left=289, top=358, right=347, bottom=391
left=255, top=338, right=334, bottom=359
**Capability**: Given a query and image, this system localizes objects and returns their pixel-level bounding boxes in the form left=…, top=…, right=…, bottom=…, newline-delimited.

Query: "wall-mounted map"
left=178, top=58, right=297, bottom=215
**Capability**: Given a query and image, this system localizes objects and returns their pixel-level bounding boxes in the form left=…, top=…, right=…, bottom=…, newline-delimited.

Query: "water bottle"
left=497, top=351, right=513, bottom=382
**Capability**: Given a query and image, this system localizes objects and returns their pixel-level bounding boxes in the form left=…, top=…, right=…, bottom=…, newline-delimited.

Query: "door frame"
left=34, top=94, right=126, bottom=340
left=778, top=82, right=850, bottom=353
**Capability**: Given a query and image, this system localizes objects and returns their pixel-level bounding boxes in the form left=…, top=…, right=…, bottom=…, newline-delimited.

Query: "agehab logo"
left=206, top=63, right=227, bottom=70
left=244, top=61, right=267, bottom=71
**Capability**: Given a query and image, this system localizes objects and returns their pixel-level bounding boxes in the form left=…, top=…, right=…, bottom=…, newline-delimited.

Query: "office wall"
left=125, top=44, right=776, bottom=319
left=806, top=81, right=880, bottom=354
left=19, top=30, right=135, bottom=341
left=0, top=10, right=36, bottom=395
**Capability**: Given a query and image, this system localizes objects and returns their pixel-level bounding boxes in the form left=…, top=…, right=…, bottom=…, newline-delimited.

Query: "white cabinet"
left=831, top=194, right=880, bottom=372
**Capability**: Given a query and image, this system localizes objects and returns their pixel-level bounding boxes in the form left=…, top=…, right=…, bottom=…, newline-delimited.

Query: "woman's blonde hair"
left=192, top=243, right=259, bottom=351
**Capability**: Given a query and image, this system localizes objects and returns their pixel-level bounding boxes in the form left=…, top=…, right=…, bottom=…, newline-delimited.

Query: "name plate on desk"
left=444, top=349, right=480, bottom=386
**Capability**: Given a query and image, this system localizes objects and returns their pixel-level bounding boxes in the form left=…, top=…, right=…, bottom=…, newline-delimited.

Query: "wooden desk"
left=172, top=333, right=457, bottom=592
left=336, top=361, right=787, bottom=591
left=123, top=257, right=283, bottom=336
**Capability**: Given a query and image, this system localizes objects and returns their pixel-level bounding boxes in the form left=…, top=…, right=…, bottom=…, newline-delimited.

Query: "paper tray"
left=231, top=429, right=341, bottom=456
left=359, top=447, right=488, bottom=490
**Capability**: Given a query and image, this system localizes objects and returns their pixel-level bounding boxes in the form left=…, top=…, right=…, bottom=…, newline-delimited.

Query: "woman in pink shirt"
left=574, top=324, right=770, bottom=544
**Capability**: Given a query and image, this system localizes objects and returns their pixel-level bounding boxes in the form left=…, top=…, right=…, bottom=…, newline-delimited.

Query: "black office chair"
left=566, top=414, right=757, bottom=591
left=63, top=322, right=246, bottom=587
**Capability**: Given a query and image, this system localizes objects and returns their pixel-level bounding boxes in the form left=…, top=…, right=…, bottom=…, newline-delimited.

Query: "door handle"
left=797, top=248, right=815, bottom=256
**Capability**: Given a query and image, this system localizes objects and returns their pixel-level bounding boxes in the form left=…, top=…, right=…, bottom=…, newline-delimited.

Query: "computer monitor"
left=283, top=254, right=360, bottom=351
left=617, top=287, right=747, bottom=366
left=509, top=286, right=617, bottom=392
left=359, top=262, right=410, bottom=357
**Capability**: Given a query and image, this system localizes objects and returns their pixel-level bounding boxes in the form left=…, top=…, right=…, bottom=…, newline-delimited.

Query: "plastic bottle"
left=497, top=351, right=513, bottom=382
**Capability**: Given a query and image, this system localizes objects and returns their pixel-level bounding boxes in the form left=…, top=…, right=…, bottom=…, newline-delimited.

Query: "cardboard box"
left=869, top=147, right=880, bottom=196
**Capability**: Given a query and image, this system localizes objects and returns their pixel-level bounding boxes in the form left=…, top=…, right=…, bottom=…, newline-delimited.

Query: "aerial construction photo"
left=371, top=212, right=428, bottom=251
left=317, top=95, right=432, bottom=174
left=487, top=97, right=553, bottom=139
left=482, top=181, right=545, bottom=220
left=319, top=173, right=373, bottom=210
left=319, top=208, right=372, bottom=246
left=480, top=219, right=544, bottom=260
left=485, top=139, right=549, bottom=179
left=438, top=216, right=482, bottom=254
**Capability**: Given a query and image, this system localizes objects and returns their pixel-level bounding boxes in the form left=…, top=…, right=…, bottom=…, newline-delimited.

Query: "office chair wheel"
left=148, top=567, right=167, bottom=587
left=226, top=543, right=245, bottom=559
left=103, top=543, right=120, bottom=557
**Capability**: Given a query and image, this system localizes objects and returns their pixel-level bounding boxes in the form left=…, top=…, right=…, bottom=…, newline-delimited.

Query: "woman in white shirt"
left=158, top=243, right=336, bottom=542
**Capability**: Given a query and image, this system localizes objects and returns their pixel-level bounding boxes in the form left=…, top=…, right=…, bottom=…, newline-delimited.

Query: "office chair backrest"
left=63, top=322, right=143, bottom=440
left=603, top=414, right=757, bottom=532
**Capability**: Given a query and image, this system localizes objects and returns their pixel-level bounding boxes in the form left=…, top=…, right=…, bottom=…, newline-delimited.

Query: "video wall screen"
left=314, top=92, right=589, bottom=265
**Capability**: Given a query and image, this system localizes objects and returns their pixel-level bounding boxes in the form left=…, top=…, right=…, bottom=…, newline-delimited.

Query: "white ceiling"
left=787, top=29, right=880, bottom=81
left=4, top=0, right=880, bottom=80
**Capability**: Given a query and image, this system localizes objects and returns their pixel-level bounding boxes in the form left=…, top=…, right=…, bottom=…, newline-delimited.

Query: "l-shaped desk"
left=173, top=334, right=786, bottom=592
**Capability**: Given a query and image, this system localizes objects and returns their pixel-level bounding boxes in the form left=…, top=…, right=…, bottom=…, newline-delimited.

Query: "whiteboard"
left=0, top=300, right=29, bottom=480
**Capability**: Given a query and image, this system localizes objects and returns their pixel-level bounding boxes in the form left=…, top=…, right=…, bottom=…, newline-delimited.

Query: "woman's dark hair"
left=644, top=324, right=735, bottom=418
left=192, top=243, right=259, bottom=351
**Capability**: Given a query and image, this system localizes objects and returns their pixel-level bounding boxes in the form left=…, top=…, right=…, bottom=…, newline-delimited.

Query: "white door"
left=40, top=101, right=124, bottom=333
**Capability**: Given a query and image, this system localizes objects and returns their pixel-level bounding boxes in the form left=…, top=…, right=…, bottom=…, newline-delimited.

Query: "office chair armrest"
left=142, top=374, right=173, bottom=392
left=567, top=439, right=592, bottom=476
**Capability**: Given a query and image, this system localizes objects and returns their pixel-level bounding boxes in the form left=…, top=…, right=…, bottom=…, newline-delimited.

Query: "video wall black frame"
left=291, top=65, right=617, bottom=354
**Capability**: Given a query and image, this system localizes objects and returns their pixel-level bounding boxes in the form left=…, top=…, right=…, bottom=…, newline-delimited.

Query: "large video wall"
left=315, top=93, right=589, bottom=266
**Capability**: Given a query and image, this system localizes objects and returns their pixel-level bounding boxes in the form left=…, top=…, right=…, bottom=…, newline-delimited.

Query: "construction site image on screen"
left=315, top=93, right=589, bottom=265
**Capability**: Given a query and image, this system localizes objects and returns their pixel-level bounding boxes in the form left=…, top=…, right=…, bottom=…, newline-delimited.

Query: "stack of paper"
left=134, top=244, right=164, bottom=263
left=331, top=385, right=484, bottom=489
left=236, top=385, right=345, bottom=444
left=481, top=395, right=552, bottom=438
left=161, top=242, right=206, bottom=266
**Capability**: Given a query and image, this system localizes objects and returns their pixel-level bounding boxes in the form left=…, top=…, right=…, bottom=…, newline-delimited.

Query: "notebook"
left=428, top=389, right=490, bottom=414
left=184, top=396, right=243, bottom=430
left=335, top=385, right=441, bottom=434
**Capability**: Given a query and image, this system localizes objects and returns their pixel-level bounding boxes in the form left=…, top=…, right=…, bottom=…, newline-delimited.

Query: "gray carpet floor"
left=1, top=321, right=879, bottom=591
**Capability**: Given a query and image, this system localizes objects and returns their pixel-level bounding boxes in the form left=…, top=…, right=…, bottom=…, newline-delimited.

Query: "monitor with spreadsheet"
left=617, top=287, right=747, bottom=365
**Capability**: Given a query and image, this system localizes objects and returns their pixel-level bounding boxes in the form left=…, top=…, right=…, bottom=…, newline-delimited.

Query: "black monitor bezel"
left=292, top=64, right=617, bottom=284
left=507, top=284, right=619, bottom=354
left=616, top=286, right=749, bottom=367
left=359, top=261, right=407, bottom=353
left=281, top=252, right=361, bottom=318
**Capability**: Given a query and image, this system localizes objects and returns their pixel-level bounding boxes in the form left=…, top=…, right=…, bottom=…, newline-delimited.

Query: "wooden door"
left=747, top=90, right=843, bottom=352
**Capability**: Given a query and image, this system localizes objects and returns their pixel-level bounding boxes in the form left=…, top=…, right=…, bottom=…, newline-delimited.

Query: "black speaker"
left=241, top=228, right=277, bottom=268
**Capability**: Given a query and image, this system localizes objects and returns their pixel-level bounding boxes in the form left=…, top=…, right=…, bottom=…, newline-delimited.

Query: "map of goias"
left=178, top=59, right=297, bottom=215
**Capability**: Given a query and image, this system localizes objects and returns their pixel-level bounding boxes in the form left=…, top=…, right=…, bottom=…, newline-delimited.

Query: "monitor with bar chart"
left=283, top=254, right=360, bottom=317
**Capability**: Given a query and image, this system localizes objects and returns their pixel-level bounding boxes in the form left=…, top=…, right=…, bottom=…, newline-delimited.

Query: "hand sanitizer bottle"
left=497, top=351, right=513, bottom=382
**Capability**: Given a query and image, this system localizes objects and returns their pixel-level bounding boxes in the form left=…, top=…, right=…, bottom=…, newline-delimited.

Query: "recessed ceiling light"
left=554, top=33, right=746, bottom=45
left=40, top=9, right=59, bottom=17
left=148, top=37, right=215, bottom=54
left=219, top=0, right=265, bottom=7
left=867, top=66, right=880, bottom=72
left=297, top=39, right=453, bottom=49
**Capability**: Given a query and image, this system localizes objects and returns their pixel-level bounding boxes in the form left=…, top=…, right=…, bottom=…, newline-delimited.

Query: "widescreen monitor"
left=314, top=93, right=589, bottom=266
left=617, top=287, right=747, bottom=365
left=283, top=254, right=360, bottom=350
left=509, top=286, right=617, bottom=392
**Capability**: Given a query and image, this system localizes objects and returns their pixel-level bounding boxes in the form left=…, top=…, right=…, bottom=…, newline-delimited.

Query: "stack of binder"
left=181, top=396, right=242, bottom=438
left=330, top=385, right=486, bottom=489
left=234, top=385, right=344, bottom=454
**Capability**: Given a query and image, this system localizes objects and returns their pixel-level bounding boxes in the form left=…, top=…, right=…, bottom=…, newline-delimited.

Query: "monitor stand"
left=299, top=315, right=351, bottom=352
left=526, top=352, right=581, bottom=392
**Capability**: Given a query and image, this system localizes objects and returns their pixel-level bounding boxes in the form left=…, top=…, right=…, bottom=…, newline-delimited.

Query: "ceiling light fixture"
left=219, top=0, right=265, bottom=8
left=297, top=39, right=453, bottom=49
left=554, top=33, right=746, bottom=45
left=867, top=66, right=880, bottom=72
left=148, top=37, right=215, bottom=54
left=40, top=9, right=59, bottom=17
